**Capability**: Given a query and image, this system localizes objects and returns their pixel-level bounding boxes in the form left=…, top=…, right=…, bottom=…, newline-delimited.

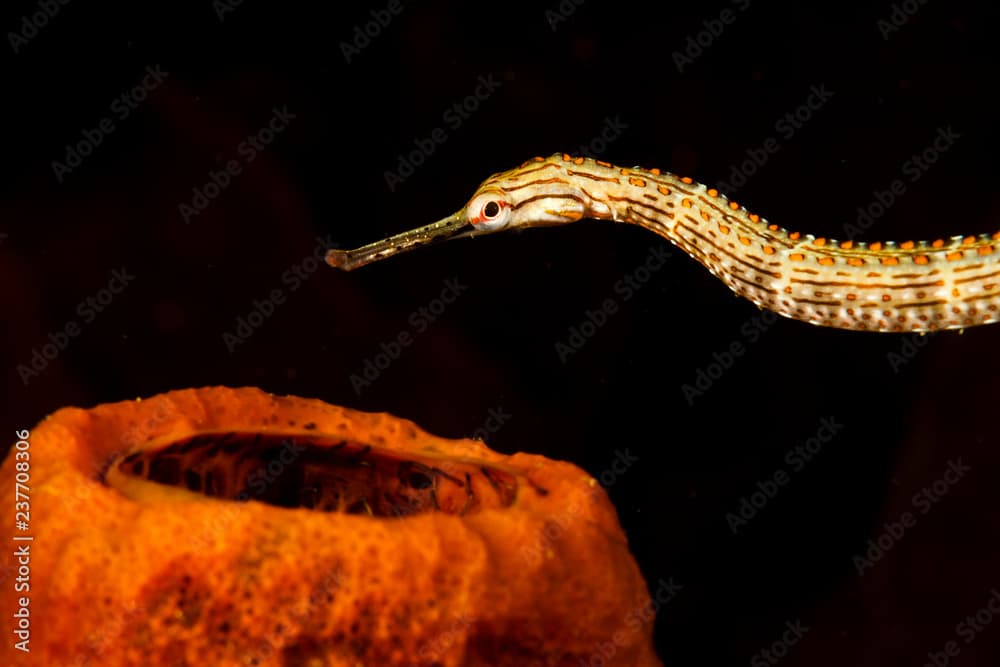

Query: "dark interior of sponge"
left=112, top=432, right=528, bottom=517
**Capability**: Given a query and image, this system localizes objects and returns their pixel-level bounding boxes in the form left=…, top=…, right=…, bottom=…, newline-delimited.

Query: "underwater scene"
left=3, top=1, right=1000, bottom=665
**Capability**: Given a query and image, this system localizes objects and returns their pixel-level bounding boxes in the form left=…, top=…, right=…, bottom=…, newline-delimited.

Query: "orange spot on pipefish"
left=932, top=239, right=945, bottom=248
left=963, top=236, right=976, bottom=245
left=749, top=213, right=760, bottom=223
left=681, top=199, right=693, bottom=208
left=789, top=232, right=801, bottom=240
left=728, top=202, right=740, bottom=211
left=574, top=156, right=585, bottom=165
left=840, top=240, right=854, bottom=250
left=847, top=258, right=864, bottom=266
left=946, top=251, right=964, bottom=261
left=978, top=245, right=994, bottom=256
left=649, top=168, right=661, bottom=175
left=881, top=257, right=899, bottom=265
left=914, top=255, right=930, bottom=264
left=790, top=253, right=805, bottom=261
left=596, top=160, right=612, bottom=167
left=763, top=246, right=776, bottom=255
left=900, top=241, right=915, bottom=250
left=657, top=185, right=671, bottom=196
left=547, top=209, right=585, bottom=221
left=707, top=188, right=719, bottom=197
left=680, top=176, right=694, bottom=184
left=629, top=177, right=646, bottom=187
left=870, top=241, right=883, bottom=251
left=813, top=238, right=827, bottom=246
left=818, top=257, right=835, bottom=266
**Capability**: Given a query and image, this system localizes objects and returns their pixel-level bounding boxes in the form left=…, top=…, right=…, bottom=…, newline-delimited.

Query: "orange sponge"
left=1, top=387, right=660, bottom=666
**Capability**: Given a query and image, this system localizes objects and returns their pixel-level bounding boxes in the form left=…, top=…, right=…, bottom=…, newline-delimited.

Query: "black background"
left=3, top=1, right=1000, bottom=665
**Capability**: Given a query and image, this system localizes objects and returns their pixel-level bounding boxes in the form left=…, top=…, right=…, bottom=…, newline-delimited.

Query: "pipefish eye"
left=468, top=192, right=511, bottom=231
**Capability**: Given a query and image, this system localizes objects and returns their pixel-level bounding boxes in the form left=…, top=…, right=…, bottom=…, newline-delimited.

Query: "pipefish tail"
left=327, top=153, right=1000, bottom=333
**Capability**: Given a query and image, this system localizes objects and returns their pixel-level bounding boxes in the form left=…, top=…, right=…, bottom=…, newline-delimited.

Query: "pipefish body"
left=328, top=153, right=1000, bottom=333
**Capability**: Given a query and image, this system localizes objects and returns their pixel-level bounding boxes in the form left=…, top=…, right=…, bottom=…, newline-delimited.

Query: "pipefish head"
left=326, top=155, right=590, bottom=271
